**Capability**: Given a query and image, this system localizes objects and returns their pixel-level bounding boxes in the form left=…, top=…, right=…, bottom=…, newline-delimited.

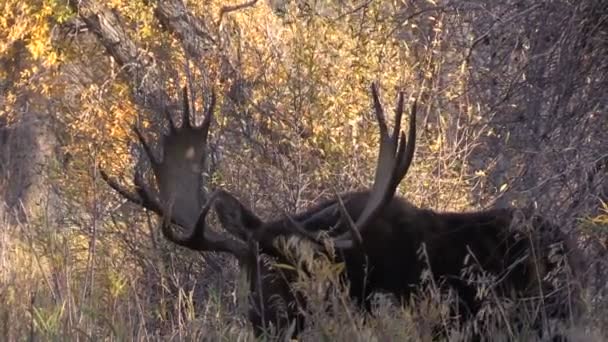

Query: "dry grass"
left=1, top=195, right=606, bottom=341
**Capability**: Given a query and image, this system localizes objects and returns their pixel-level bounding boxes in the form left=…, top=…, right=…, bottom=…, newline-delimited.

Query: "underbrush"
left=2, top=208, right=606, bottom=341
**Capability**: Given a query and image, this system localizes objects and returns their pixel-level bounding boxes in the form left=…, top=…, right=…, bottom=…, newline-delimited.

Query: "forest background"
left=1, top=0, right=607, bottom=340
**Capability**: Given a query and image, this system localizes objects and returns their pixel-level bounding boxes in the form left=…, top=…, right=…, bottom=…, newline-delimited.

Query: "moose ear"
left=214, top=190, right=263, bottom=240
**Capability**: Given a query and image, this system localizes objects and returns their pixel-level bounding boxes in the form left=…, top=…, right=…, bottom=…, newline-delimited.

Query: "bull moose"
left=101, top=83, right=581, bottom=340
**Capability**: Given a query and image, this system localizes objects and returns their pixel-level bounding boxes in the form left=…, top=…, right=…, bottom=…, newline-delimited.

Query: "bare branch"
left=217, top=0, right=259, bottom=27
left=335, top=193, right=363, bottom=250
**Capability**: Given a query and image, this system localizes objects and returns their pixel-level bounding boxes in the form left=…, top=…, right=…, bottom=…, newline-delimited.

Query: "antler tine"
left=182, top=86, right=192, bottom=129
left=133, top=165, right=165, bottom=218
left=390, top=131, right=407, bottom=197
left=371, top=83, right=389, bottom=137
left=99, top=168, right=143, bottom=205
left=163, top=104, right=178, bottom=134
left=133, top=125, right=161, bottom=166
left=199, top=88, right=215, bottom=146
left=391, top=100, right=416, bottom=190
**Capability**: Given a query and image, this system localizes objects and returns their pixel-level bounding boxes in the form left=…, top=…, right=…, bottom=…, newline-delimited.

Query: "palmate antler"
left=101, top=86, right=250, bottom=259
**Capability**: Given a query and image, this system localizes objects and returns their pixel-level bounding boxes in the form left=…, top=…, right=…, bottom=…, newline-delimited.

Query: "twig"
left=217, top=0, right=259, bottom=27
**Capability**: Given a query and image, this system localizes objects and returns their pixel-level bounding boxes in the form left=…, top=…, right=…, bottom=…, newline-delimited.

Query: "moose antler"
left=327, top=84, right=416, bottom=249
left=356, top=84, right=416, bottom=228
left=101, top=86, right=249, bottom=258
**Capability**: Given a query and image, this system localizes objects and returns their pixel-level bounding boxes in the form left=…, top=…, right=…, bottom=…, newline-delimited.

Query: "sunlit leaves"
left=211, top=1, right=415, bottom=190
left=0, top=0, right=72, bottom=62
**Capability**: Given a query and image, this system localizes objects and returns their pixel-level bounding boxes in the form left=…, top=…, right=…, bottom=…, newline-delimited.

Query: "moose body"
left=102, top=83, right=580, bottom=339
left=223, top=190, right=576, bottom=337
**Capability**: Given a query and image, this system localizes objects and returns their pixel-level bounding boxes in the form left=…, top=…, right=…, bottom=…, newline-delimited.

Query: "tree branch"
left=217, top=0, right=259, bottom=27
left=68, top=0, right=172, bottom=112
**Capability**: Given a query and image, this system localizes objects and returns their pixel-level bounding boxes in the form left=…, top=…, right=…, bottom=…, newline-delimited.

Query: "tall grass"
left=1, top=201, right=604, bottom=341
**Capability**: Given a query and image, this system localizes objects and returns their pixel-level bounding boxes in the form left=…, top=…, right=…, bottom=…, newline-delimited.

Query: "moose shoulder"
left=102, top=83, right=581, bottom=339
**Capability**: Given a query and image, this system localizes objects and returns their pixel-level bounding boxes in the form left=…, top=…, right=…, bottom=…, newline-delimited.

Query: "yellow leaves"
left=0, top=0, right=71, bottom=78
left=109, top=0, right=124, bottom=9
left=107, top=102, right=135, bottom=140
left=588, top=201, right=608, bottom=226
left=108, top=270, right=129, bottom=299
left=3, top=0, right=462, bottom=214
left=27, top=32, right=48, bottom=60
left=220, top=1, right=412, bottom=168
left=428, top=133, right=443, bottom=153
left=43, top=50, right=59, bottom=67
left=40, top=82, right=52, bottom=96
